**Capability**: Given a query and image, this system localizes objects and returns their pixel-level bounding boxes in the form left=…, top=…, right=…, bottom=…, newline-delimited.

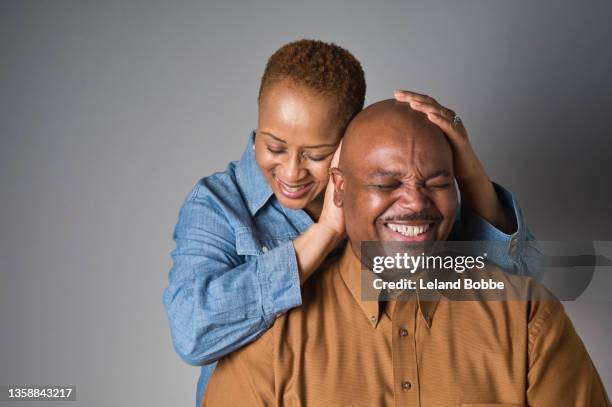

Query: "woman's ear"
left=330, top=168, right=345, bottom=208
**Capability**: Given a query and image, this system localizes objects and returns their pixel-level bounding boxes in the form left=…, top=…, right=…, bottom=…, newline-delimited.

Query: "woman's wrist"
left=293, top=222, right=343, bottom=284
left=314, top=220, right=345, bottom=248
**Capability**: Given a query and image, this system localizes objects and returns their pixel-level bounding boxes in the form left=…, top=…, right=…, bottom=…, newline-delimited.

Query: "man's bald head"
left=339, top=99, right=450, bottom=172
left=331, top=99, right=458, bottom=250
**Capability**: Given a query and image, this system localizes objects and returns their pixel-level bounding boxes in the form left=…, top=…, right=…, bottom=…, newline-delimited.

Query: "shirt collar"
left=235, top=131, right=275, bottom=216
left=337, top=244, right=381, bottom=328
left=337, top=243, right=441, bottom=329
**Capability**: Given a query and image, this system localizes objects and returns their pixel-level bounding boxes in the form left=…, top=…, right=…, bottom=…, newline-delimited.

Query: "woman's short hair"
left=258, top=39, right=366, bottom=130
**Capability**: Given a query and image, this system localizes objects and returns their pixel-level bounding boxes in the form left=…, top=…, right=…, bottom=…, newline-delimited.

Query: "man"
left=203, top=100, right=609, bottom=406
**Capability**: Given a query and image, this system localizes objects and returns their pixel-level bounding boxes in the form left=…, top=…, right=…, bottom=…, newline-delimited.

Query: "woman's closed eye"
left=265, top=144, right=333, bottom=162
left=304, top=152, right=333, bottom=162
left=267, top=146, right=286, bottom=155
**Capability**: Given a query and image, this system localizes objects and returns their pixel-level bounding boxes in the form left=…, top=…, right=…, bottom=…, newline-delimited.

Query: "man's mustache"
left=382, top=212, right=442, bottom=222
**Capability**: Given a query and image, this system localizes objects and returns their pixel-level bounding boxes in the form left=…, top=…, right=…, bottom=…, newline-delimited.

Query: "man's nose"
left=281, top=153, right=307, bottom=181
left=396, top=185, right=431, bottom=213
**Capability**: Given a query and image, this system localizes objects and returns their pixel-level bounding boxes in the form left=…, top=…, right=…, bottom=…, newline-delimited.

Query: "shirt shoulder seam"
left=528, top=300, right=562, bottom=358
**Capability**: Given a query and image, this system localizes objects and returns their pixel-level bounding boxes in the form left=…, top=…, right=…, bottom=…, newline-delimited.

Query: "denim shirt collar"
left=235, top=130, right=275, bottom=216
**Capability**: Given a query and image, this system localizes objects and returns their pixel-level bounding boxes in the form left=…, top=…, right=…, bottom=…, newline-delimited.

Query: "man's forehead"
left=355, top=132, right=450, bottom=170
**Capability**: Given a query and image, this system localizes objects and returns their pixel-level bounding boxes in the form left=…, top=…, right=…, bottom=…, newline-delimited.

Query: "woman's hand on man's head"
left=393, top=89, right=485, bottom=183
left=393, top=89, right=514, bottom=233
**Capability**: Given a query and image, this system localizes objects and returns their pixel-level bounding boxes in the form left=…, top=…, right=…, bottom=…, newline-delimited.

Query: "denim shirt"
left=163, top=132, right=540, bottom=407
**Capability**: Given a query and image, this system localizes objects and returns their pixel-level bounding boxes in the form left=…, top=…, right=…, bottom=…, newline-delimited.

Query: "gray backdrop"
left=1, top=0, right=611, bottom=406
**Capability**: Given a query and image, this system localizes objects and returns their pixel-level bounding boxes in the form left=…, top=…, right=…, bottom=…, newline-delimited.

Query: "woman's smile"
left=275, top=177, right=316, bottom=199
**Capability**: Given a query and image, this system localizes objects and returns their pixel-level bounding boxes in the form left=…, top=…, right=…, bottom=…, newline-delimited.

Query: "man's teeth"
left=386, top=223, right=430, bottom=237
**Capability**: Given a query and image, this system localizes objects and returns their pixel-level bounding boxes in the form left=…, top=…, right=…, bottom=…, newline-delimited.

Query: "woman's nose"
left=280, top=153, right=308, bottom=181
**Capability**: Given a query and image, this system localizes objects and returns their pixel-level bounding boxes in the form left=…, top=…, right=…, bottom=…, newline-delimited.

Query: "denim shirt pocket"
left=235, top=227, right=296, bottom=256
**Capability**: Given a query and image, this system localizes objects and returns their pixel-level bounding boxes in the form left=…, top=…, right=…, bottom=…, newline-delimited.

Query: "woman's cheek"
left=314, top=160, right=334, bottom=182
left=262, top=153, right=282, bottom=172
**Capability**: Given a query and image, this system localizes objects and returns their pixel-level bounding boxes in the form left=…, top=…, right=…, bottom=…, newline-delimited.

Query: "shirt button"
left=261, top=245, right=268, bottom=253
left=370, top=315, right=377, bottom=323
left=401, top=381, right=412, bottom=391
left=399, top=328, right=408, bottom=337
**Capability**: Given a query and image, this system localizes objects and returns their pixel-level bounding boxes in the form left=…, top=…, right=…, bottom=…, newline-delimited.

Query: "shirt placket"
left=391, top=300, right=420, bottom=407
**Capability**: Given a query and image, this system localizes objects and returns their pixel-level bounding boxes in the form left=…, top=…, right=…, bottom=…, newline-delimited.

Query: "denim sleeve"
left=163, top=184, right=302, bottom=366
left=458, top=182, right=544, bottom=280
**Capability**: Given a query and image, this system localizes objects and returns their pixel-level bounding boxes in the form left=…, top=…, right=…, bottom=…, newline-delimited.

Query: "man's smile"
left=381, top=221, right=436, bottom=242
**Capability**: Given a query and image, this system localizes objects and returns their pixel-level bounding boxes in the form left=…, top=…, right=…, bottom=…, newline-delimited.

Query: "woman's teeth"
left=385, top=223, right=430, bottom=237
left=280, top=182, right=311, bottom=192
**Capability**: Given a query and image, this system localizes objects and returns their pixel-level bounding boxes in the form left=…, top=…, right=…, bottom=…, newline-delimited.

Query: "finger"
left=409, top=100, right=455, bottom=120
left=426, top=112, right=465, bottom=140
left=394, top=89, right=416, bottom=102
left=394, top=89, right=437, bottom=104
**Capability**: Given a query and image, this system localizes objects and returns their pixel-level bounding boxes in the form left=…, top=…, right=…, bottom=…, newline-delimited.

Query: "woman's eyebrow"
left=260, top=131, right=287, bottom=144
left=260, top=131, right=337, bottom=149
left=304, top=143, right=338, bottom=149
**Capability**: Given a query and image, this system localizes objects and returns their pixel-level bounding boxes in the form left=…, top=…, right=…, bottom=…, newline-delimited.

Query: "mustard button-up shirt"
left=204, top=245, right=609, bottom=406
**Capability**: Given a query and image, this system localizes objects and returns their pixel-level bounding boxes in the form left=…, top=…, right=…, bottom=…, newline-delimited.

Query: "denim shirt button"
left=262, top=245, right=268, bottom=253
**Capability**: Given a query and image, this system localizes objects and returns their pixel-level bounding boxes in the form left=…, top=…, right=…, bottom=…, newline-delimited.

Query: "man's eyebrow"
left=366, top=169, right=452, bottom=179
left=367, top=169, right=404, bottom=178
left=259, top=131, right=337, bottom=149
left=425, top=170, right=452, bottom=179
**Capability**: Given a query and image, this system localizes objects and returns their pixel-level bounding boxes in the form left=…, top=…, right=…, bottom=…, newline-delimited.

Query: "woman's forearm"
left=293, top=222, right=344, bottom=283
left=457, top=170, right=516, bottom=234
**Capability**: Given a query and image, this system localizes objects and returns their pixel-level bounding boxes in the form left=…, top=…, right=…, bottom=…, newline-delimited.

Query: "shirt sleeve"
left=527, top=301, right=610, bottom=406
left=163, top=182, right=302, bottom=366
left=457, top=182, right=544, bottom=280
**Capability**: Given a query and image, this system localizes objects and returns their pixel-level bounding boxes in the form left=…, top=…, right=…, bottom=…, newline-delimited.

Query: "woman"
left=163, top=39, right=539, bottom=406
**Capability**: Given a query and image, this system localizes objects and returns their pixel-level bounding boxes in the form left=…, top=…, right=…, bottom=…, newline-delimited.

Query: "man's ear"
left=329, top=168, right=346, bottom=208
